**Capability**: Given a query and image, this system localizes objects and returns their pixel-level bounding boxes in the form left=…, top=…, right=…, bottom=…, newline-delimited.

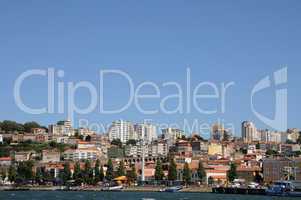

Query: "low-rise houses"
left=14, top=151, right=36, bottom=162
left=0, top=157, right=12, bottom=166
left=149, top=140, right=168, bottom=157
left=63, top=148, right=99, bottom=160
left=42, top=149, right=61, bottom=163
left=1, top=118, right=301, bottom=186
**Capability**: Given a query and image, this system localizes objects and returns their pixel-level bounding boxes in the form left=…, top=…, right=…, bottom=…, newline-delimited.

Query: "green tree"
left=93, top=160, right=105, bottom=184
left=17, top=161, right=34, bottom=182
left=266, top=149, right=278, bottom=156
left=99, top=165, right=104, bottom=182
left=111, top=139, right=122, bottom=148
left=208, top=176, right=214, bottom=185
left=73, top=161, right=82, bottom=185
left=126, top=139, right=137, bottom=146
left=1, top=120, right=24, bottom=132
left=168, top=159, right=177, bottom=181
left=60, top=162, right=71, bottom=185
left=8, top=165, right=17, bottom=183
left=41, top=167, right=52, bottom=182
left=197, top=161, right=206, bottom=182
left=94, top=159, right=101, bottom=184
left=126, top=164, right=137, bottom=184
left=85, top=135, right=91, bottom=142
left=227, top=162, right=237, bottom=182
left=106, top=159, right=114, bottom=181
left=1, top=169, right=6, bottom=182
left=155, top=160, right=164, bottom=181
left=35, top=167, right=43, bottom=184
left=23, top=121, right=40, bottom=133
left=83, top=160, right=93, bottom=185
left=182, top=162, right=191, bottom=184
left=116, top=160, right=125, bottom=177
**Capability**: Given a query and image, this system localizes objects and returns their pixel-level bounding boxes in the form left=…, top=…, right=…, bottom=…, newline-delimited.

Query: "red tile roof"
left=0, top=157, right=12, bottom=161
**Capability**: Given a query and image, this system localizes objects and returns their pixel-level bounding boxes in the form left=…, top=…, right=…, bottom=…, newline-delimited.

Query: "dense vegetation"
left=0, top=120, right=47, bottom=133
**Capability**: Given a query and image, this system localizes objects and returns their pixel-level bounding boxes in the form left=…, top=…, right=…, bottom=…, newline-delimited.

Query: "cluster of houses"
left=0, top=120, right=301, bottom=186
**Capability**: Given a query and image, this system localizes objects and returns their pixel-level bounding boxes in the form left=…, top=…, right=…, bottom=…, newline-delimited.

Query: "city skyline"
left=1, top=1, right=301, bottom=137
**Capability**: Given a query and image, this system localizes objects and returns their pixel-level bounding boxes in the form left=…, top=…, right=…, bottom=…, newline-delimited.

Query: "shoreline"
left=0, top=186, right=212, bottom=193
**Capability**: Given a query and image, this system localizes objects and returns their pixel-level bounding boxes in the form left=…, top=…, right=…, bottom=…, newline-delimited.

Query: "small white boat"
left=102, top=185, right=123, bottom=191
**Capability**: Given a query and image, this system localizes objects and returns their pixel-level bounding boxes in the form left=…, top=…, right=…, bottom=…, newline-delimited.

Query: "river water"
left=0, top=191, right=296, bottom=200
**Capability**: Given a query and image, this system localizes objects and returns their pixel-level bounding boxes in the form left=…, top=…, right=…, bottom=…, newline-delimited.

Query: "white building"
left=162, top=128, right=184, bottom=146
left=287, top=128, right=300, bottom=143
left=242, top=121, right=259, bottom=142
left=0, top=134, right=3, bottom=144
left=64, top=148, right=100, bottom=160
left=259, top=130, right=288, bottom=143
left=49, top=120, right=74, bottom=137
left=134, top=123, right=157, bottom=144
left=78, top=128, right=96, bottom=136
left=125, top=142, right=149, bottom=157
left=108, top=120, right=135, bottom=143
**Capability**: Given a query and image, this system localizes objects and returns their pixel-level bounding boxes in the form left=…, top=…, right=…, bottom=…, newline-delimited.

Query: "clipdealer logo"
left=251, top=67, right=288, bottom=131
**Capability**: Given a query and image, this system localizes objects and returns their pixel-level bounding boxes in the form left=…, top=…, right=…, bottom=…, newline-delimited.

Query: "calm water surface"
left=0, top=191, right=297, bottom=200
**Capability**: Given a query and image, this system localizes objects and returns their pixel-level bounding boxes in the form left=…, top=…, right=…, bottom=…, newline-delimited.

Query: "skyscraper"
left=241, top=121, right=258, bottom=143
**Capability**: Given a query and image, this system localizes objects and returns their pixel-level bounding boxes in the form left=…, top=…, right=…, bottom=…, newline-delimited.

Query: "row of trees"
left=154, top=159, right=206, bottom=184
left=0, top=120, right=45, bottom=133
left=1, top=159, right=233, bottom=186
left=1, top=161, right=34, bottom=184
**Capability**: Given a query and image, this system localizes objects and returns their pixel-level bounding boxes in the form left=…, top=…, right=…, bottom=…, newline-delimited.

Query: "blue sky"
left=0, top=1, right=300, bottom=137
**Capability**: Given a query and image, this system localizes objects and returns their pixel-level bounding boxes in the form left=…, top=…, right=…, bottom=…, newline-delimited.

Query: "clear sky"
left=0, top=1, right=300, bottom=137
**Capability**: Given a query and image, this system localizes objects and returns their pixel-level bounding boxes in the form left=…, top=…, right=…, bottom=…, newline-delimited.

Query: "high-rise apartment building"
left=108, top=120, right=135, bottom=143
left=242, top=121, right=259, bottom=142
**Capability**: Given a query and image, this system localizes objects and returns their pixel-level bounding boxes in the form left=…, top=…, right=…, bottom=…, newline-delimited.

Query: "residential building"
left=175, top=140, right=193, bottom=157
left=52, top=136, right=69, bottom=144
left=208, top=143, right=223, bottom=156
left=14, top=151, right=35, bottom=162
left=0, top=157, right=12, bottom=166
left=287, top=128, right=300, bottom=143
left=162, top=128, right=184, bottom=146
left=263, top=158, right=301, bottom=182
left=191, top=140, right=208, bottom=156
left=205, top=164, right=230, bottom=184
left=31, top=127, right=47, bottom=134
left=242, top=121, right=259, bottom=143
left=78, top=128, right=96, bottom=136
left=64, top=148, right=100, bottom=160
left=108, top=120, right=135, bottom=143
left=125, top=142, right=149, bottom=157
left=23, top=133, right=36, bottom=142
left=0, top=134, right=3, bottom=144
left=134, top=123, right=157, bottom=144
left=42, top=149, right=60, bottom=163
left=211, top=123, right=227, bottom=141
left=149, top=140, right=168, bottom=157
left=48, top=120, right=74, bottom=137
left=35, top=133, right=49, bottom=143
left=236, top=166, right=262, bottom=182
